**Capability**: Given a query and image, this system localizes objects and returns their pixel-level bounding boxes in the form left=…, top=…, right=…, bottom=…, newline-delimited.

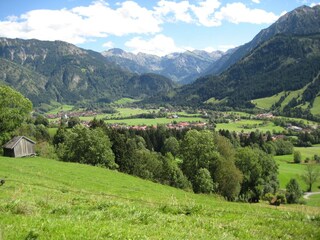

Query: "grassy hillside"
left=311, top=96, right=320, bottom=115
left=252, top=92, right=286, bottom=110
left=275, top=144, right=320, bottom=191
left=0, top=156, right=320, bottom=239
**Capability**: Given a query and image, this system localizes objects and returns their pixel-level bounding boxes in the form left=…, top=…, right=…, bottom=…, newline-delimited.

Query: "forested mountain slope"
left=206, top=5, right=320, bottom=75
left=0, top=38, right=176, bottom=106
left=172, top=34, right=320, bottom=117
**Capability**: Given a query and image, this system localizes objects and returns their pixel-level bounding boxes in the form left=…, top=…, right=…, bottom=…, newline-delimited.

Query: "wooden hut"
left=3, top=136, right=36, bottom=158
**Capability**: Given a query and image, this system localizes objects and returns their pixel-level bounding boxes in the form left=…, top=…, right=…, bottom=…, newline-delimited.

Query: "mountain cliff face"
left=103, top=49, right=224, bottom=84
left=206, top=5, right=320, bottom=75
left=0, top=38, right=176, bottom=105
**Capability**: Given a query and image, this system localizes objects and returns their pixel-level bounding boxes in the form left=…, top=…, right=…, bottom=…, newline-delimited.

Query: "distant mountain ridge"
left=156, top=5, right=320, bottom=119
left=169, top=33, right=320, bottom=119
left=0, top=38, right=176, bottom=106
left=206, top=5, right=320, bottom=75
left=102, top=48, right=224, bottom=84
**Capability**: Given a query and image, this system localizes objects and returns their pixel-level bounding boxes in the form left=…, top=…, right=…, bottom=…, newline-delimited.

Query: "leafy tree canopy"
left=57, top=126, right=116, bottom=169
left=0, top=85, right=32, bottom=141
left=286, top=178, right=303, bottom=204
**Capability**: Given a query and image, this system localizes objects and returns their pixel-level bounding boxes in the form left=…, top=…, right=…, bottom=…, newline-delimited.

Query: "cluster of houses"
left=255, top=113, right=274, bottom=119
left=46, top=110, right=98, bottom=119
left=109, top=121, right=208, bottom=131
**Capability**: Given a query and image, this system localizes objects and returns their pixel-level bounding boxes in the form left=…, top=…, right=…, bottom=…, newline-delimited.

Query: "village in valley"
left=1, top=2, right=320, bottom=238
left=44, top=105, right=316, bottom=136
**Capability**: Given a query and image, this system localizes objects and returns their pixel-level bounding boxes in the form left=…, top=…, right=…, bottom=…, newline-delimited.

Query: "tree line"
left=1, top=85, right=318, bottom=204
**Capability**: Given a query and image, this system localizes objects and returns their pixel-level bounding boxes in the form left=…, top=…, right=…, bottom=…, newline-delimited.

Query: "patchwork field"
left=0, top=156, right=320, bottom=239
left=215, top=119, right=285, bottom=133
left=104, top=117, right=205, bottom=126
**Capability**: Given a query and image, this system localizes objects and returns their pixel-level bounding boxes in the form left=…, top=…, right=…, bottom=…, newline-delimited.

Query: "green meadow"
left=112, top=98, right=140, bottom=105
left=216, top=120, right=285, bottom=133
left=1, top=156, right=320, bottom=239
left=46, top=104, right=74, bottom=114
left=104, top=117, right=205, bottom=126
left=252, top=92, right=286, bottom=110
left=275, top=145, right=320, bottom=192
left=311, top=96, right=320, bottom=116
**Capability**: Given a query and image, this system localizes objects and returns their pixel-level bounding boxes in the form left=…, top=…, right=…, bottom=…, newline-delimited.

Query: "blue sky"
left=0, top=0, right=319, bottom=56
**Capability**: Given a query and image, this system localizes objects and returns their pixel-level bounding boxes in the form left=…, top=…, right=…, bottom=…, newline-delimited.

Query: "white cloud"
left=102, top=41, right=114, bottom=48
left=215, top=2, right=279, bottom=24
left=203, top=47, right=216, bottom=52
left=155, top=0, right=222, bottom=27
left=155, top=0, right=192, bottom=23
left=125, top=34, right=183, bottom=56
left=0, top=1, right=162, bottom=44
left=155, top=0, right=278, bottom=26
left=311, top=3, right=320, bottom=7
left=0, top=0, right=280, bottom=51
left=190, top=0, right=221, bottom=27
left=218, top=45, right=236, bottom=52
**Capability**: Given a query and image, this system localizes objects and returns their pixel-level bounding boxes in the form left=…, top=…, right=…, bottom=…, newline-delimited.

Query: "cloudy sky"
left=0, top=0, right=319, bottom=56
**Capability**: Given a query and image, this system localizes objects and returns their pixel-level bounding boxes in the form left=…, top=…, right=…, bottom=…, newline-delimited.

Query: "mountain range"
left=0, top=38, right=175, bottom=106
left=151, top=5, right=320, bottom=119
left=0, top=5, right=319, bottom=119
left=102, top=49, right=224, bottom=84
left=206, top=5, right=320, bottom=75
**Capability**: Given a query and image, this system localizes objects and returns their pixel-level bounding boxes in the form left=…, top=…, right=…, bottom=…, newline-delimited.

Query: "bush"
left=285, top=178, right=303, bottom=204
left=293, top=151, right=301, bottom=164
left=265, top=192, right=286, bottom=206
left=193, top=168, right=214, bottom=194
left=35, top=141, right=57, bottom=159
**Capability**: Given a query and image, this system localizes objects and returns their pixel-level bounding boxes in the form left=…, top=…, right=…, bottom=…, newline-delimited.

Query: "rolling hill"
left=0, top=156, right=319, bottom=239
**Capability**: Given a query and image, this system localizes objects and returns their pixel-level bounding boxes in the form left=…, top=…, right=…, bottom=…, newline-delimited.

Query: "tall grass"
left=0, top=156, right=319, bottom=239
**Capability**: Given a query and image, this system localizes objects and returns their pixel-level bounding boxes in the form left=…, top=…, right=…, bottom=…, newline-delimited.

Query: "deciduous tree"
left=286, top=178, right=303, bottom=204
left=301, top=164, right=320, bottom=192
left=0, top=85, right=32, bottom=142
left=58, top=126, right=116, bottom=169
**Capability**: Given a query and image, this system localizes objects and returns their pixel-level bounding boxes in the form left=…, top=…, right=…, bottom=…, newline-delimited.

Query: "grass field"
left=280, top=88, right=305, bottom=111
left=1, top=156, right=320, bottom=239
left=251, top=86, right=320, bottom=113
left=311, top=96, right=320, bottom=116
left=274, top=145, right=320, bottom=191
left=216, top=120, right=285, bottom=133
left=112, top=98, right=140, bottom=105
left=307, top=194, right=320, bottom=207
left=47, top=104, right=74, bottom=114
left=79, top=114, right=106, bottom=121
left=252, top=92, right=286, bottom=110
left=105, top=117, right=206, bottom=126
left=295, top=144, right=320, bottom=160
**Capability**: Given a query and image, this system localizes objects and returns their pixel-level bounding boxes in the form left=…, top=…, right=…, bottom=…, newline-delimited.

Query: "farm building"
left=2, top=136, right=36, bottom=158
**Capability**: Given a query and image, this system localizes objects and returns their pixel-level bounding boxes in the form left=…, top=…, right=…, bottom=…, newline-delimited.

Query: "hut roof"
left=3, top=136, right=36, bottom=149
